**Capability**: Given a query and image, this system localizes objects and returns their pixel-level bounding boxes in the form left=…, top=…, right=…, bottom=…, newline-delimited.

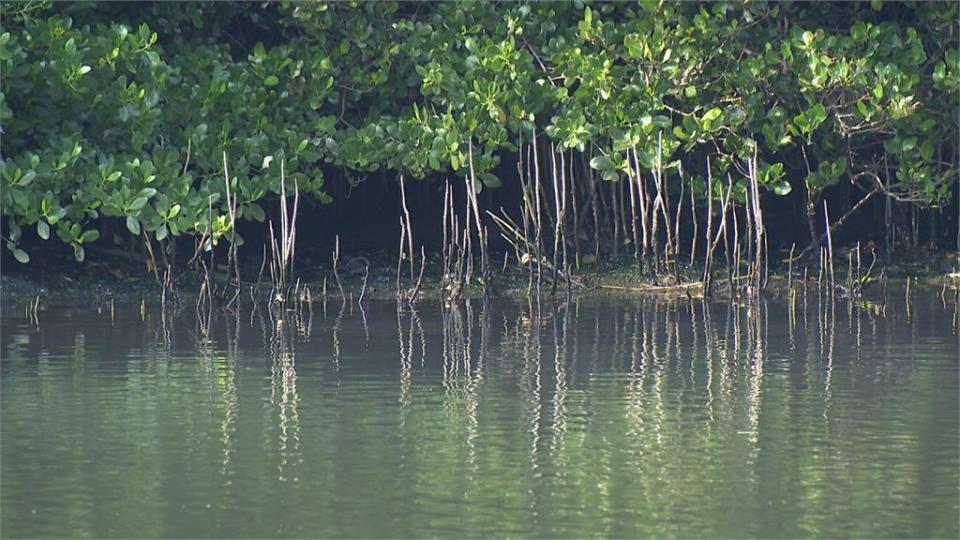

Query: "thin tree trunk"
left=531, top=129, right=544, bottom=290
left=399, top=174, right=415, bottom=282
left=703, top=158, right=715, bottom=293
left=689, top=172, right=698, bottom=267
left=747, top=150, right=765, bottom=292
left=627, top=152, right=640, bottom=268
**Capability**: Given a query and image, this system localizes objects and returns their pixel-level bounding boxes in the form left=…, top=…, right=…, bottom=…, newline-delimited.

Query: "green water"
left=2, top=292, right=958, bottom=538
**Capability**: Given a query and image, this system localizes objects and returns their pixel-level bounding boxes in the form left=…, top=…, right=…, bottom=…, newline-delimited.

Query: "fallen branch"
left=600, top=282, right=704, bottom=293
left=486, top=208, right=586, bottom=289
left=795, top=188, right=879, bottom=261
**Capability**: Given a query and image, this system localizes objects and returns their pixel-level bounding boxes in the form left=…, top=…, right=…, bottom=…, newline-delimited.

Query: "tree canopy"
left=2, top=0, right=957, bottom=264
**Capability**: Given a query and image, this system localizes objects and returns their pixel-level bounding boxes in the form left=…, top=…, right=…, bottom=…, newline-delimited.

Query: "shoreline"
left=3, top=253, right=958, bottom=309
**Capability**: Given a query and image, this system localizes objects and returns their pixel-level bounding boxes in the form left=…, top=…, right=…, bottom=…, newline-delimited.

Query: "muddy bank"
left=3, top=248, right=957, bottom=310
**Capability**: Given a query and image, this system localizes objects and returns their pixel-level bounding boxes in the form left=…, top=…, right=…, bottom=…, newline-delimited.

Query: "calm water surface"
left=2, top=291, right=958, bottom=538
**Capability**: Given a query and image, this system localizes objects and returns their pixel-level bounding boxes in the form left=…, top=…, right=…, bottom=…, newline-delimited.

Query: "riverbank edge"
left=3, top=250, right=958, bottom=309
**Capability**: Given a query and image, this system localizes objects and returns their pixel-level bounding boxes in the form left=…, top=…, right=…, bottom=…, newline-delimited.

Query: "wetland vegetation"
left=1, top=2, right=959, bottom=538
left=1, top=1, right=957, bottom=302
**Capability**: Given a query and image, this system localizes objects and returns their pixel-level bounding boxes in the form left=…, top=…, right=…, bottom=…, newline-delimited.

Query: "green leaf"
left=129, top=197, right=148, bottom=211
left=808, top=103, right=827, bottom=128
left=763, top=163, right=785, bottom=184
left=37, top=220, right=50, bottom=240
left=873, top=83, right=883, bottom=100
left=156, top=224, right=168, bottom=241
left=126, top=215, right=141, bottom=236
left=244, top=203, right=265, bottom=222
left=589, top=155, right=614, bottom=172
left=794, top=103, right=827, bottom=135
left=480, top=173, right=501, bottom=189
left=73, top=244, right=85, bottom=262
left=933, top=62, right=946, bottom=84
left=771, top=180, right=792, bottom=196
left=805, top=172, right=824, bottom=192
left=831, top=157, right=847, bottom=177
left=13, top=248, right=29, bottom=264
left=726, top=107, right=747, bottom=126
left=265, top=75, right=280, bottom=87
left=80, top=230, right=100, bottom=243
left=49, top=208, right=67, bottom=223
left=701, top=107, right=722, bottom=124
left=700, top=108, right=723, bottom=131
left=851, top=21, right=867, bottom=41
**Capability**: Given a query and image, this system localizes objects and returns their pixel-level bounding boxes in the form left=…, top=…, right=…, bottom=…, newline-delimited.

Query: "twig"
left=358, top=258, right=369, bottom=305
left=333, top=234, right=345, bottom=302
left=824, top=201, right=835, bottom=289
left=409, top=246, right=426, bottom=303
left=399, top=174, right=416, bottom=282
left=796, top=188, right=879, bottom=260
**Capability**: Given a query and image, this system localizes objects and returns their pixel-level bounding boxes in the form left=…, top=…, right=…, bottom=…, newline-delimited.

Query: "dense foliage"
left=2, top=0, right=957, bottom=267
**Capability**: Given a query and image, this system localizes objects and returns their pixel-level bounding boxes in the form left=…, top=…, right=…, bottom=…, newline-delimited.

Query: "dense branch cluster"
left=1, top=1, right=957, bottom=268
